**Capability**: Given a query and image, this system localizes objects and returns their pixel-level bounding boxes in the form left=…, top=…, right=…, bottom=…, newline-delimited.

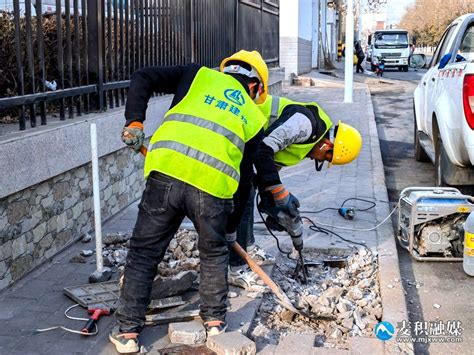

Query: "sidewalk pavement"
left=0, top=71, right=409, bottom=354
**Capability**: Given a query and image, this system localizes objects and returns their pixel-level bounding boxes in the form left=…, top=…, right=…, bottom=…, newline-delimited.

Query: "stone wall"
left=0, top=147, right=145, bottom=289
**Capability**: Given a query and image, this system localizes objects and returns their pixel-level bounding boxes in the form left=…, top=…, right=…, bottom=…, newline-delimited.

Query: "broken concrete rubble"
left=81, top=233, right=92, bottom=243
left=151, top=270, right=198, bottom=300
left=249, top=247, right=382, bottom=350
left=103, top=232, right=131, bottom=245
left=206, top=331, right=256, bottom=355
left=168, top=320, right=206, bottom=345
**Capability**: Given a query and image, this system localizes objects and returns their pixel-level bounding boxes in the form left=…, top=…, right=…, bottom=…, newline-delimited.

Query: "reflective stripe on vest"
left=149, top=140, right=240, bottom=181
left=144, top=67, right=266, bottom=198
left=259, top=95, right=333, bottom=166
left=162, top=114, right=245, bottom=154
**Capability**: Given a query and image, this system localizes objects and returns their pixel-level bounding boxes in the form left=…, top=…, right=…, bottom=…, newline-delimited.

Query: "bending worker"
left=111, top=50, right=296, bottom=354
left=228, top=94, right=362, bottom=288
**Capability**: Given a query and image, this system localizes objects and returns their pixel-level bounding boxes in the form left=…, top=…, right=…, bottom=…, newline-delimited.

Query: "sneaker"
left=228, top=266, right=268, bottom=293
left=204, top=320, right=227, bottom=336
left=109, top=325, right=139, bottom=354
left=247, top=244, right=275, bottom=266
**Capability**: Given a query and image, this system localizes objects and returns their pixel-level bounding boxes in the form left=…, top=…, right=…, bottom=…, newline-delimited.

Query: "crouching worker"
left=227, top=94, right=362, bottom=290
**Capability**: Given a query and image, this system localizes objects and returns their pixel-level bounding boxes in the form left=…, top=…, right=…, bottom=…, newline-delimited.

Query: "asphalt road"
left=364, top=67, right=473, bottom=355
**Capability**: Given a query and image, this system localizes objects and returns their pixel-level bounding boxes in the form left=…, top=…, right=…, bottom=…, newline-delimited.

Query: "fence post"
left=187, top=0, right=194, bottom=63
left=234, top=0, right=239, bottom=52
left=87, top=0, right=104, bottom=111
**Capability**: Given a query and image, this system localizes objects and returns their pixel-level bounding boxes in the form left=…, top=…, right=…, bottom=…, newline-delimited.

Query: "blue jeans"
left=229, top=186, right=256, bottom=267
left=115, top=172, right=233, bottom=332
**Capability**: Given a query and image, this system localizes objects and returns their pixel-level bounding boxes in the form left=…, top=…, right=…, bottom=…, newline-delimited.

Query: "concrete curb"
left=364, top=86, right=414, bottom=354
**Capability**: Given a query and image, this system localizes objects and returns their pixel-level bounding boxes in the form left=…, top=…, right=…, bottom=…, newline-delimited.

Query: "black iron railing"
left=0, top=0, right=279, bottom=131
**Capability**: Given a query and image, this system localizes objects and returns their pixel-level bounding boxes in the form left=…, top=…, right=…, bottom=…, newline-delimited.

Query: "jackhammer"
left=258, top=197, right=308, bottom=283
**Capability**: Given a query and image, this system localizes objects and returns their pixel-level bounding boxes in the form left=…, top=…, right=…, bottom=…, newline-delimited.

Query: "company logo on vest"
left=224, top=89, right=245, bottom=106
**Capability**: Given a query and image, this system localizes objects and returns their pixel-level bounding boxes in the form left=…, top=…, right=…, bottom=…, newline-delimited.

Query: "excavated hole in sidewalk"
left=249, top=247, right=383, bottom=350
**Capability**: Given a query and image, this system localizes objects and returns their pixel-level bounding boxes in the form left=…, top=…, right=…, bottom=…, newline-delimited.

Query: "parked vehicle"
left=368, top=29, right=410, bottom=72
left=413, top=13, right=474, bottom=186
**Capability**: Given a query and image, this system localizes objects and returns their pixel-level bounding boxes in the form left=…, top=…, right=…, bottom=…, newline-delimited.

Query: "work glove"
left=122, top=121, right=145, bottom=152
left=266, top=184, right=300, bottom=218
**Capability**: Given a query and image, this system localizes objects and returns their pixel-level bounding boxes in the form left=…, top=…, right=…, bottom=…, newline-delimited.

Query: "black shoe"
left=109, top=325, right=139, bottom=353
left=204, top=320, right=227, bottom=336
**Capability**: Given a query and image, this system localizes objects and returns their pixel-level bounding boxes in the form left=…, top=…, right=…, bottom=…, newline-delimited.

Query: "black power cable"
left=256, top=193, right=296, bottom=260
left=300, top=197, right=376, bottom=214
left=256, top=194, right=375, bottom=256
left=301, top=216, right=371, bottom=252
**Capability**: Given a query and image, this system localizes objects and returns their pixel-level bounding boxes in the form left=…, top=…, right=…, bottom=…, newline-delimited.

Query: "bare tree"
left=399, top=0, right=474, bottom=46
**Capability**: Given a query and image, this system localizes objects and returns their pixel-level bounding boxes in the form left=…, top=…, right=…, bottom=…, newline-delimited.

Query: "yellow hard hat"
left=220, top=50, right=269, bottom=104
left=330, top=121, right=362, bottom=165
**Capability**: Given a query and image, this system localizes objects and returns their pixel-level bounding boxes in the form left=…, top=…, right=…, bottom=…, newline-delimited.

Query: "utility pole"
left=357, top=0, right=362, bottom=42
left=312, top=0, right=320, bottom=68
left=344, top=0, right=354, bottom=103
left=320, top=0, right=327, bottom=68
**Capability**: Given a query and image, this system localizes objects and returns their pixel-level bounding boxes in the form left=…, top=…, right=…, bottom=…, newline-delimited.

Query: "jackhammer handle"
left=81, top=319, right=96, bottom=334
left=231, top=242, right=298, bottom=312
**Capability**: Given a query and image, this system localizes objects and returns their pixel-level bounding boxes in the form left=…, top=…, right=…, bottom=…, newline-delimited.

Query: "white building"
left=279, top=0, right=340, bottom=81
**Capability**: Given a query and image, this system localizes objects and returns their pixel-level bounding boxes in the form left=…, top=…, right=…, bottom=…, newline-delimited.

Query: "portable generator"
left=397, top=187, right=474, bottom=261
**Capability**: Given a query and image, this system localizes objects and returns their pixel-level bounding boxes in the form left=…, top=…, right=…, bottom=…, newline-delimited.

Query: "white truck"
left=413, top=14, right=474, bottom=187
left=368, top=29, right=410, bottom=72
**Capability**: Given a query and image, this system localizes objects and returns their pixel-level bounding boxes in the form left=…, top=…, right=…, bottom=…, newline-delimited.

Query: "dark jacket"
left=354, top=41, right=365, bottom=59
left=125, top=64, right=281, bottom=231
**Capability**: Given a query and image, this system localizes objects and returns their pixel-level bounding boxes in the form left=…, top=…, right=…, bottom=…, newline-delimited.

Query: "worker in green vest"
left=227, top=94, right=362, bottom=290
left=111, top=50, right=293, bottom=353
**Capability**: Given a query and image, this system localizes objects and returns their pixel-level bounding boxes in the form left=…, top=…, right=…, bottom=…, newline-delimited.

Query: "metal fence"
left=0, top=0, right=279, bottom=131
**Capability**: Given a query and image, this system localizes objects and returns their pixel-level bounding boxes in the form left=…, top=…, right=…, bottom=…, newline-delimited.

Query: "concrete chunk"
left=206, top=331, right=256, bottom=355
left=275, top=333, right=315, bottom=355
left=151, top=270, right=197, bottom=299
left=168, top=320, right=206, bottom=345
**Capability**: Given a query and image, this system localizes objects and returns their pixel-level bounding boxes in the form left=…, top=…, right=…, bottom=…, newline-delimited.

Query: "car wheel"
left=434, top=137, right=448, bottom=187
left=403, top=66, right=409, bottom=72
left=414, top=112, right=430, bottom=162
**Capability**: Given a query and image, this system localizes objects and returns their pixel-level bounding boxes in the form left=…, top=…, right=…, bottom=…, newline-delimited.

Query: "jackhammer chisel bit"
left=298, top=251, right=308, bottom=284
left=276, top=211, right=308, bottom=284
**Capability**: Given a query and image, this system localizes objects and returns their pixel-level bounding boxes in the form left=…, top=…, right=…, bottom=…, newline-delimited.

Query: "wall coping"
left=1, top=68, right=283, bottom=200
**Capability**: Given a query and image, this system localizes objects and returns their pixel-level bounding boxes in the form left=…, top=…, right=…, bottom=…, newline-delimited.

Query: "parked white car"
left=413, top=13, right=474, bottom=186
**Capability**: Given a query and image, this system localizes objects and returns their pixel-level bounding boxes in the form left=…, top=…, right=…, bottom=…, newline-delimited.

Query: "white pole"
left=357, top=0, right=362, bottom=42
left=344, top=0, right=354, bottom=103
left=90, top=123, right=104, bottom=272
left=312, top=0, right=320, bottom=68
left=321, top=0, right=327, bottom=63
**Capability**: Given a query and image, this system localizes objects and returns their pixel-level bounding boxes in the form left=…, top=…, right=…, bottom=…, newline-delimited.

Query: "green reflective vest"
left=258, top=95, right=333, bottom=166
left=145, top=67, right=266, bottom=199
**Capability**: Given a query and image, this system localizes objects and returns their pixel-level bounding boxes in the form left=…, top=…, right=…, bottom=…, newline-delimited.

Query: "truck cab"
left=369, top=29, right=410, bottom=72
